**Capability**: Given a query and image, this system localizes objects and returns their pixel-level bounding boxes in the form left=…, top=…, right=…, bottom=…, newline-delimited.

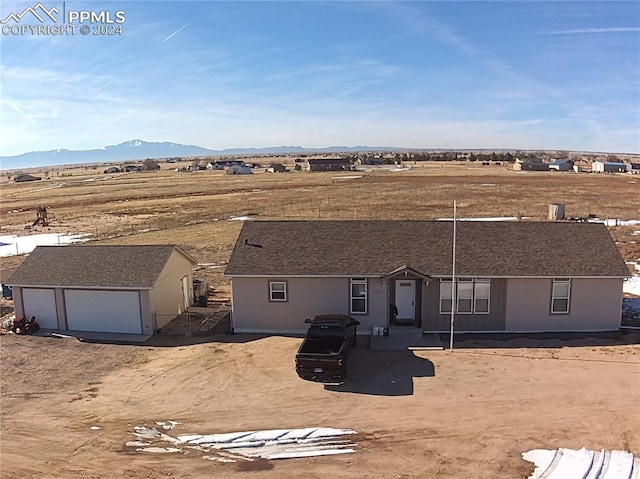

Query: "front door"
left=395, top=280, right=415, bottom=323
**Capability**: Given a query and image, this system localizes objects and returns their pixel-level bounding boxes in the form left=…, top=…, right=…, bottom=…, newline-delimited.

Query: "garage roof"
left=8, top=245, right=197, bottom=288
left=225, top=220, right=631, bottom=278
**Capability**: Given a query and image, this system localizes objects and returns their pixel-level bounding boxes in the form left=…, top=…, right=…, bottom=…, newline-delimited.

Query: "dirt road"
left=1, top=331, right=639, bottom=478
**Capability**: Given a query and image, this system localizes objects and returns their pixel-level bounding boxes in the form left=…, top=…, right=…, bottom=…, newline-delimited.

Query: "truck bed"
left=297, top=337, right=344, bottom=356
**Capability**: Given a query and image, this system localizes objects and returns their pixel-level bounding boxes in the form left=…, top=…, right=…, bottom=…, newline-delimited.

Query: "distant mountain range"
left=0, top=140, right=400, bottom=170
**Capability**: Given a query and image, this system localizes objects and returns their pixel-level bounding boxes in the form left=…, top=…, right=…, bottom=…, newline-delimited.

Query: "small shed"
left=226, top=164, right=253, bottom=175
left=592, top=161, right=627, bottom=173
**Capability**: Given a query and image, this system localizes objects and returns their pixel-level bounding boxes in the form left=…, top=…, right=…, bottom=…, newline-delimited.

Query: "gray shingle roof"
left=8, top=245, right=196, bottom=288
left=225, top=220, right=631, bottom=278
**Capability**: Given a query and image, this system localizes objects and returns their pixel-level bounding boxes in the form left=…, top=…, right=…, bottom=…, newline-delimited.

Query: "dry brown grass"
left=2, top=162, right=638, bottom=297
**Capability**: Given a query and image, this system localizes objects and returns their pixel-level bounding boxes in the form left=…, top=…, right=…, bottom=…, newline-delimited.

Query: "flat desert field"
left=1, top=162, right=639, bottom=477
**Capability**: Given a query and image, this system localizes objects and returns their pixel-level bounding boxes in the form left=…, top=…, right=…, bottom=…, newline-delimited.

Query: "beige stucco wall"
left=505, top=278, right=623, bottom=331
left=231, top=277, right=387, bottom=334
left=149, top=250, right=194, bottom=330
left=12, top=287, right=24, bottom=318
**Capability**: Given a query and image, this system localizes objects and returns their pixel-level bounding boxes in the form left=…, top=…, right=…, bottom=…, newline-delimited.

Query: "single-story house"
left=226, top=164, right=253, bottom=175
left=307, top=158, right=351, bottom=171
left=512, top=159, right=549, bottom=171
left=225, top=221, right=630, bottom=335
left=592, top=161, right=628, bottom=173
left=266, top=163, right=287, bottom=173
left=627, top=163, right=640, bottom=174
left=14, top=174, right=42, bottom=183
left=548, top=158, right=574, bottom=171
left=8, top=245, right=197, bottom=336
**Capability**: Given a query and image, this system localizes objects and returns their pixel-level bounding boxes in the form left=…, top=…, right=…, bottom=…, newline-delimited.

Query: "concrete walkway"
left=369, top=327, right=443, bottom=351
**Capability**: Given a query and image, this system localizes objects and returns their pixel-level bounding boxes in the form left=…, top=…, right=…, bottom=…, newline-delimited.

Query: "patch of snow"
left=155, top=421, right=180, bottom=430
left=623, top=275, right=640, bottom=296
left=133, top=425, right=357, bottom=463
left=480, top=183, right=497, bottom=186
left=90, top=426, right=101, bottom=430
left=229, top=216, right=253, bottom=221
left=0, top=233, right=92, bottom=257
left=136, top=447, right=182, bottom=453
left=522, top=448, right=638, bottom=479
left=126, top=440, right=151, bottom=447
left=587, top=218, right=640, bottom=227
left=633, top=231, right=640, bottom=236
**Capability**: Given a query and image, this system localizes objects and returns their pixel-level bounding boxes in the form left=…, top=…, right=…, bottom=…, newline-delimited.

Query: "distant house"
left=626, top=163, right=640, bottom=174
left=14, top=174, right=42, bottom=183
left=266, top=163, right=286, bottom=173
left=307, top=158, right=351, bottom=171
left=104, top=166, right=122, bottom=174
left=226, top=163, right=253, bottom=175
left=8, top=245, right=197, bottom=337
left=548, top=158, right=574, bottom=171
left=592, top=161, right=627, bottom=173
left=225, top=220, right=630, bottom=335
left=513, top=159, right=548, bottom=171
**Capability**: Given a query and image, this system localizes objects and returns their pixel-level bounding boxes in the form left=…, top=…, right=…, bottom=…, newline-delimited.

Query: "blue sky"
left=1, top=1, right=639, bottom=156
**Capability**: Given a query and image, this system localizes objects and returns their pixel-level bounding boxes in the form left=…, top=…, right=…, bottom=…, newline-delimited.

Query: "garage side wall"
left=149, top=251, right=194, bottom=330
left=231, top=277, right=386, bottom=334
left=505, top=278, right=623, bottom=331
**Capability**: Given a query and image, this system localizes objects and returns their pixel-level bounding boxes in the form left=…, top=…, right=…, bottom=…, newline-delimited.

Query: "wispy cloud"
left=162, top=23, right=189, bottom=43
left=4, top=100, right=37, bottom=125
left=547, top=27, right=640, bottom=35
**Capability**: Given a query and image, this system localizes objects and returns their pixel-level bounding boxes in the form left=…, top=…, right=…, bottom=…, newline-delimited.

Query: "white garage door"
left=65, top=290, right=142, bottom=334
left=22, top=288, right=58, bottom=329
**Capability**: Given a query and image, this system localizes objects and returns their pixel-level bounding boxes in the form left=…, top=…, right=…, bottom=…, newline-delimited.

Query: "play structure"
left=31, top=206, right=61, bottom=227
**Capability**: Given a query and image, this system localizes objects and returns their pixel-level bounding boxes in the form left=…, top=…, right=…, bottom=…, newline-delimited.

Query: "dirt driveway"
left=1, top=331, right=639, bottom=478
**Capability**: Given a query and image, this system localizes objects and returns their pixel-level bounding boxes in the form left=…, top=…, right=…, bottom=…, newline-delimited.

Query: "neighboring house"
left=14, top=174, right=42, bottom=183
left=226, top=164, right=253, bottom=175
left=104, top=166, right=122, bottom=174
left=548, top=158, right=574, bottom=171
left=8, top=245, right=197, bottom=337
left=225, top=221, right=630, bottom=335
left=307, top=158, right=351, bottom=171
left=592, top=161, right=628, bottom=173
left=266, top=163, right=286, bottom=173
left=626, top=163, right=640, bottom=174
left=513, top=159, right=548, bottom=171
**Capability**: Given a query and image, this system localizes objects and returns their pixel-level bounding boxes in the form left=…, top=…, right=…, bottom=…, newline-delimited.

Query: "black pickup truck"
left=295, top=314, right=360, bottom=384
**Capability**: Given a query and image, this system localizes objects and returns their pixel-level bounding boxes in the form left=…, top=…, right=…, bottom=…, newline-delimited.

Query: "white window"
left=439, top=279, right=452, bottom=314
left=440, top=278, right=491, bottom=314
left=269, top=281, right=287, bottom=302
left=551, top=279, right=570, bottom=313
left=350, top=278, right=367, bottom=314
left=457, top=279, right=473, bottom=314
left=474, top=279, right=491, bottom=314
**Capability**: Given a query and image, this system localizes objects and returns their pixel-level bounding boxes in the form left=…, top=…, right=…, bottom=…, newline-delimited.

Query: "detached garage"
left=8, top=245, right=197, bottom=337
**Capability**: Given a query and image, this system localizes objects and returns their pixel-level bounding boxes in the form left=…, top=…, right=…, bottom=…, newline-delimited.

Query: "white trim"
left=551, top=278, right=571, bottom=314
left=8, top=284, right=153, bottom=290
left=424, top=328, right=622, bottom=334
left=350, top=278, right=368, bottom=314
left=226, top=274, right=629, bottom=279
left=269, top=281, right=287, bottom=302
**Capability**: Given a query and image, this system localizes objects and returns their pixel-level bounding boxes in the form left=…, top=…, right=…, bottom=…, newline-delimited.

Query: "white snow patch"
left=0, top=233, right=91, bottom=257
left=130, top=425, right=357, bottom=463
left=624, top=274, right=640, bottom=296
left=633, top=231, right=640, bottom=236
left=229, top=216, right=254, bottom=221
left=522, top=447, right=638, bottom=479
left=136, top=447, right=182, bottom=453
left=90, top=426, right=101, bottom=430
left=155, top=421, right=180, bottom=430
